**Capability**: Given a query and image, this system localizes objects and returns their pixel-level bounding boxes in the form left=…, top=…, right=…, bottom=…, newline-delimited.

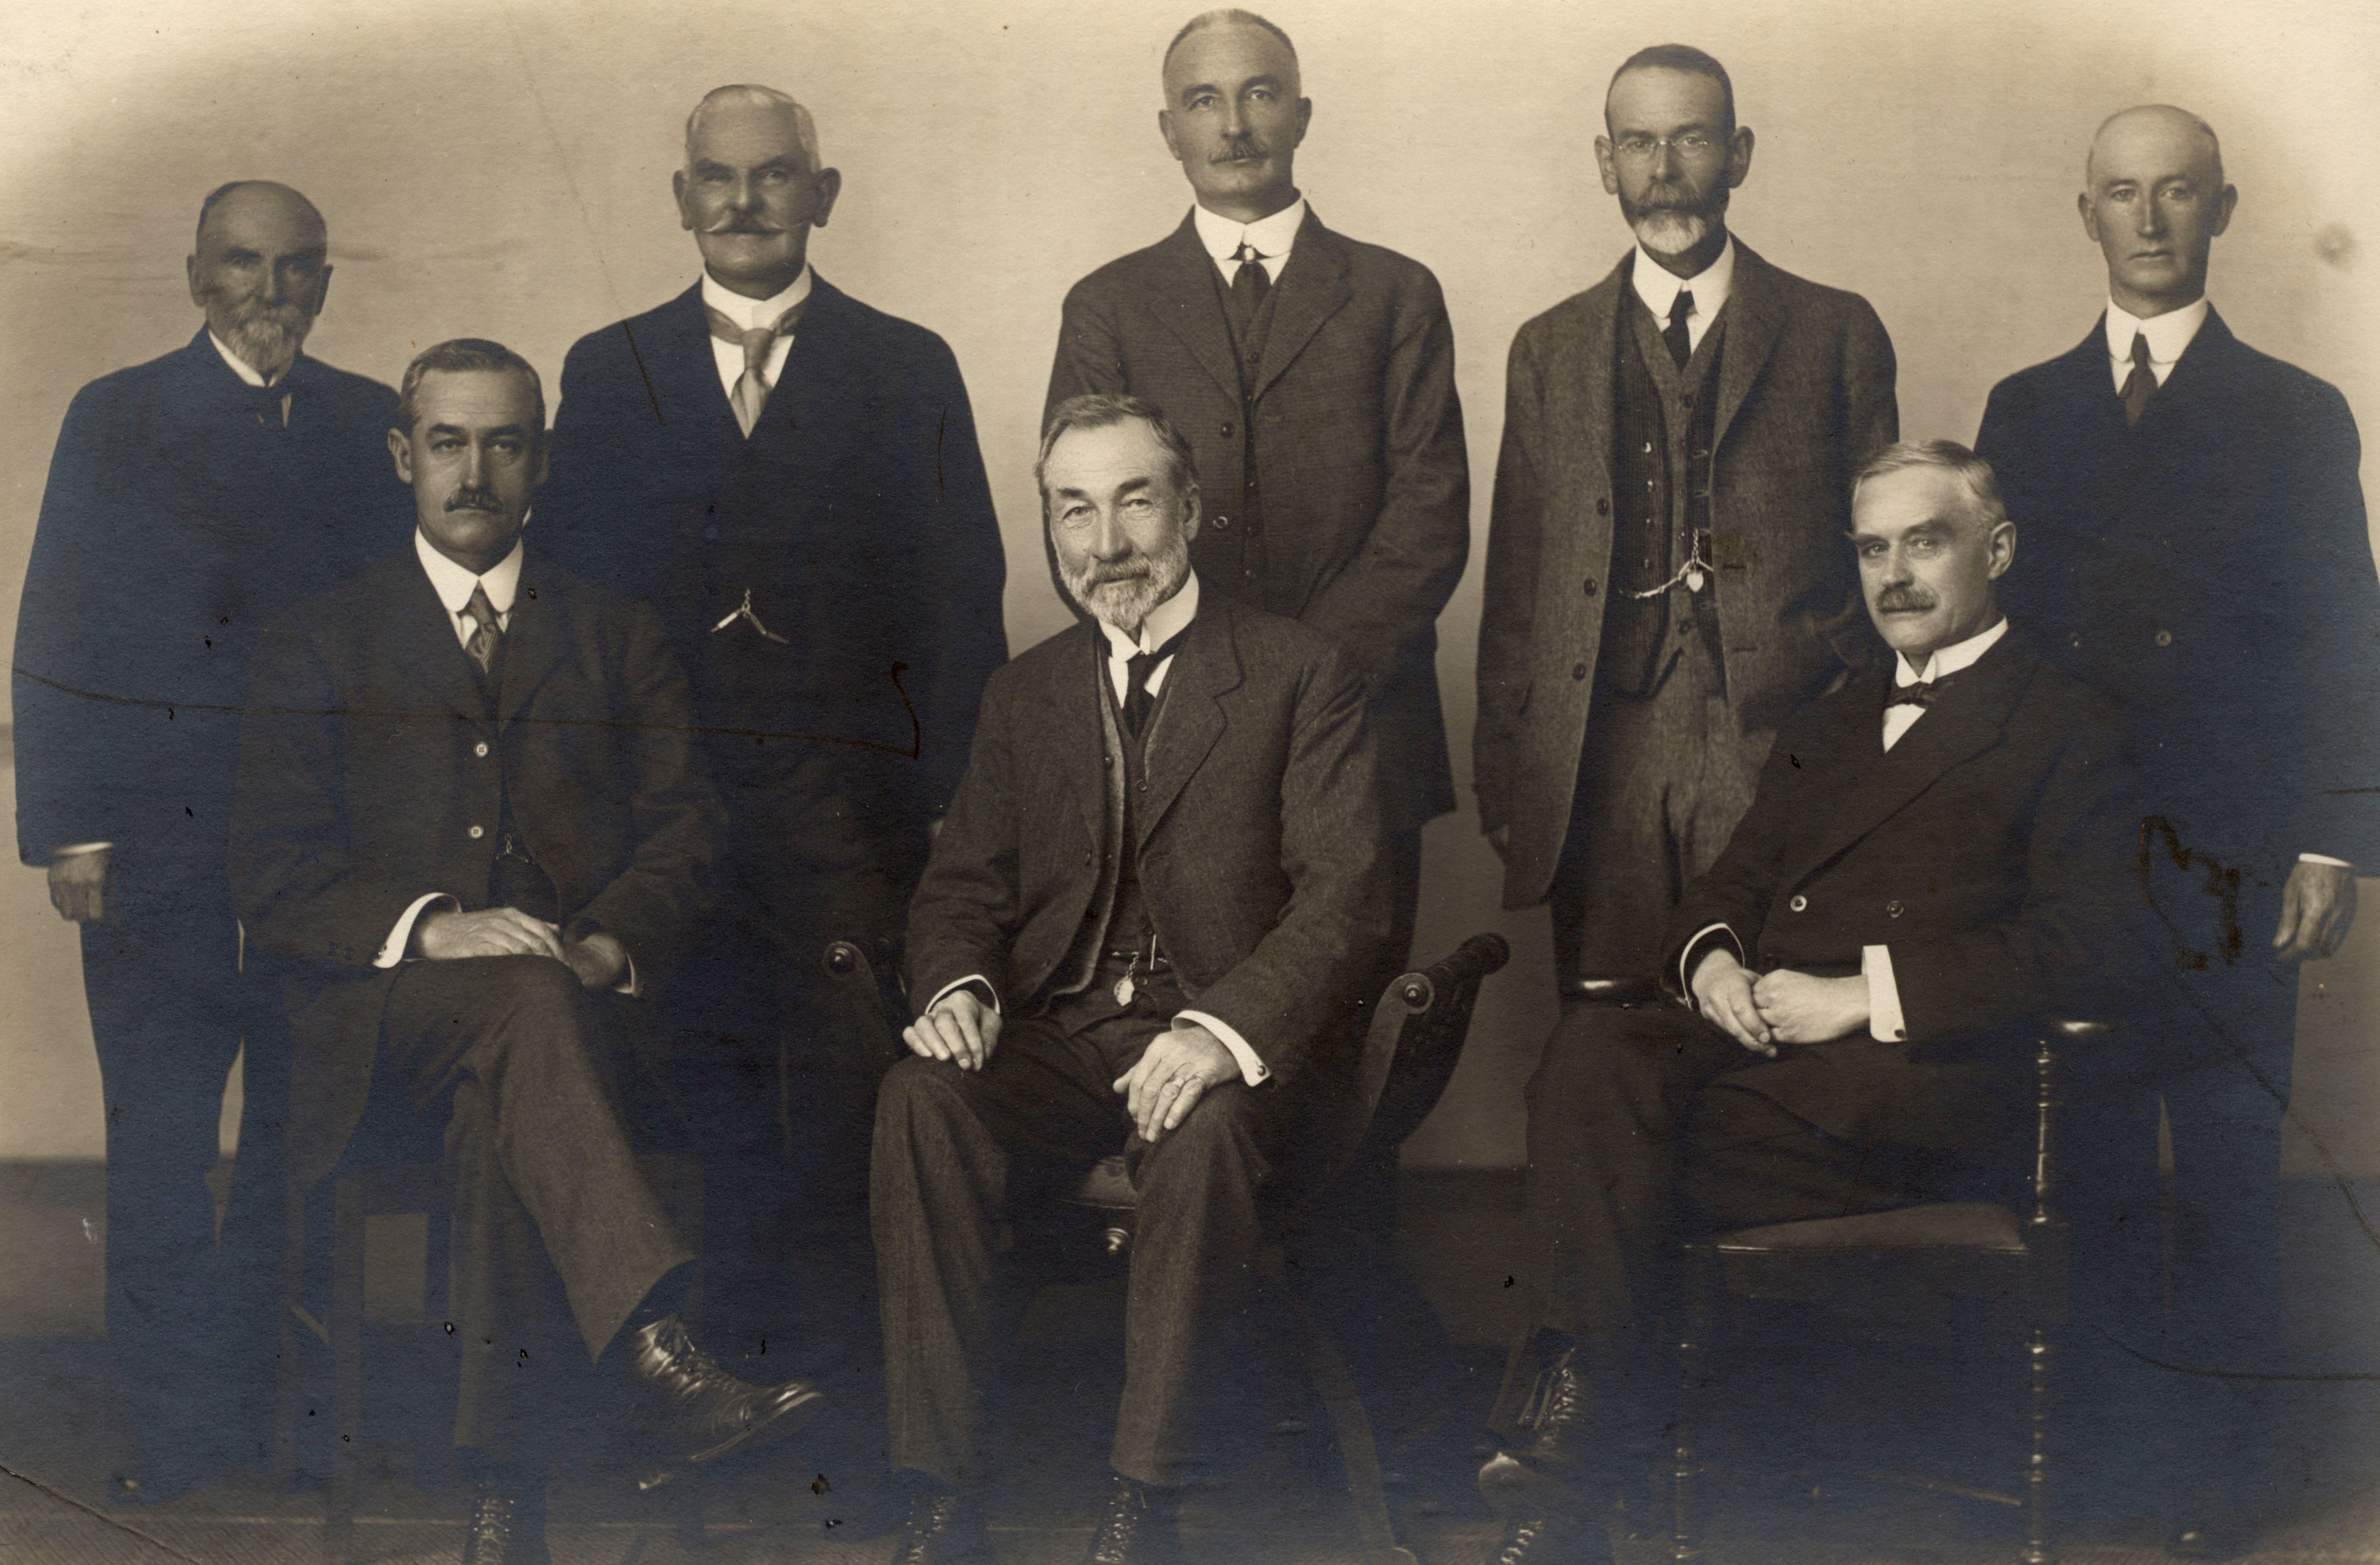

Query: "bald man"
left=541, top=86, right=1006, bottom=1381
left=1976, top=106, right=2380, bottom=1555
left=12, top=180, right=408, bottom=1499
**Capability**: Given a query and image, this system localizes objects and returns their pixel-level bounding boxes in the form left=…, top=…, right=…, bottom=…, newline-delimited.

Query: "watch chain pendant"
left=1685, top=566, right=1707, bottom=593
left=1114, top=972, right=1136, bottom=1007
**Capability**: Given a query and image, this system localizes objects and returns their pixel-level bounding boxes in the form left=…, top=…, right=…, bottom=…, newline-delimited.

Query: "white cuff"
left=926, top=974, right=1001, bottom=1016
left=2300, top=853, right=2353, bottom=869
left=376, top=893, right=460, bottom=967
left=614, top=950, right=640, bottom=998
left=51, top=841, right=113, bottom=858
left=1177, top=1009, right=1270, bottom=1085
left=1678, top=923, right=1744, bottom=998
left=1863, top=944, right=1906, bottom=1042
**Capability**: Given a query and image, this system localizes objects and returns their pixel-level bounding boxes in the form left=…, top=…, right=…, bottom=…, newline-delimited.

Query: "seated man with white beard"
left=871, top=394, right=1390, bottom=1565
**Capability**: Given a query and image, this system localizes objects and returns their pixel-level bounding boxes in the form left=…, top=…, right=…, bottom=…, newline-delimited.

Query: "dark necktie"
left=2120, top=333, right=2159, bottom=426
left=1227, top=241, right=1271, bottom=340
left=246, top=384, right=290, bottom=429
left=1663, top=289, right=1695, bottom=371
left=1885, top=672, right=1962, bottom=709
left=1122, top=623, right=1195, bottom=737
left=703, top=299, right=806, bottom=437
left=461, top=584, right=505, bottom=680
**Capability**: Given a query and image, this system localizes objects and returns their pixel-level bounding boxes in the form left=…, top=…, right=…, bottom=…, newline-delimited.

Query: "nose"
left=259, top=260, right=290, bottom=306
left=727, top=172, right=760, bottom=211
left=462, top=442, right=490, bottom=488
left=1220, top=95, right=1247, bottom=140
left=1650, top=139, right=1683, bottom=179
left=1088, top=507, right=1131, bottom=560
left=1878, top=547, right=1914, bottom=586
left=2133, top=195, right=2165, bottom=237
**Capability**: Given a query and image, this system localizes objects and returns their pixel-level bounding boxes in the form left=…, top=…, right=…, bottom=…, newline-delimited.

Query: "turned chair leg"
left=1672, top=1249, right=1714, bottom=1563
left=2023, top=1324, right=2056, bottom=1565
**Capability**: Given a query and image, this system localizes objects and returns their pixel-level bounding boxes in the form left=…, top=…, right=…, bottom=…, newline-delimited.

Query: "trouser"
left=371, top=955, right=694, bottom=1458
left=873, top=968, right=1285, bottom=1487
left=79, top=867, right=282, bottom=1472
left=1521, top=1003, right=1997, bottom=1435
left=1546, top=646, right=1770, bottom=994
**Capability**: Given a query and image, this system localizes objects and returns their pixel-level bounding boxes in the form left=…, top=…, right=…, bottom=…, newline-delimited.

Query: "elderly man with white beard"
left=870, top=393, right=1390, bottom=1565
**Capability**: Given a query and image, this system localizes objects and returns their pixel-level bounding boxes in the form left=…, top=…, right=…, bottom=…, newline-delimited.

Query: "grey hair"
left=1036, top=394, right=1200, bottom=504
left=1852, top=439, right=2009, bottom=530
left=685, top=84, right=821, bottom=171
left=393, top=339, right=546, bottom=436
left=1165, top=9, right=1297, bottom=68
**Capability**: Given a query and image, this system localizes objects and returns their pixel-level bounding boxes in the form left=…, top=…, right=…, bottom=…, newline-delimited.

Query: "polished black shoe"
left=892, top=1485, right=997, bottom=1565
left=106, top=1468, right=198, bottom=1508
left=2167, top=1511, right=2259, bottom=1561
left=1478, top=1342, right=1599, bottom=1519
left=619, top=1312, right=826, bottom=1468
left=1488, top=1514, right=1615, bottom=1565
left=1080, top=1473, right=1183, bottom=1565
left=460, top=1481, right=551, bottom=1565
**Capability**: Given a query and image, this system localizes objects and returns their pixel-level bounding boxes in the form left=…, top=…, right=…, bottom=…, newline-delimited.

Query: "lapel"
left=1542, top=258, right=1625, bottom=534
left=639, top=285, right=745, bottom=448
left=378, top=549, right=491, bottom=722
left=1248, top=208, right=1353, bottom=402
left=1135, top=215, right=1246, bottom=402
left=495, top=552, right=567, bottom=726
left=1135, top=600, right=1241, bottom=845
left=746, top=274, right=861, bottom=462
left=1774, top=632, right=2037, bottom=892
left=2130, top=306, right=2238, bottom=438
left=1710, top=240, right=1786, bottom=456
left=1039, top=624, right=1113, bottom=850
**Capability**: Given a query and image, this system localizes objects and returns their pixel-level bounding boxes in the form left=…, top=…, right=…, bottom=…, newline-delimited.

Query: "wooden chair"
left=1667, top=1018, right=2105, bottom=1565
left=821, top=933, right=1511, bottom=1565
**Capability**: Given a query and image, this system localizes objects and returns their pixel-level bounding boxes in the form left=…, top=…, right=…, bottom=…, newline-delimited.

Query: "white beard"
left=1061, top=537, right=1190, bottom=640
left=1632, top=208, right=1712, bottom=259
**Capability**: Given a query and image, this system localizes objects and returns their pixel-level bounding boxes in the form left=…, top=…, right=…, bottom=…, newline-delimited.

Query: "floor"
left=1, top=1167, right=2375, bottom=1564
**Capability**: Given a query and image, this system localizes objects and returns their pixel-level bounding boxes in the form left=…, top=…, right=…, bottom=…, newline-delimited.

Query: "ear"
left=2210, top=182, right=2238, bottom=239
left=810, top=167, right=843, bottom=228
left=1160, top=108, right=1185, bottom=165
left=2077, top=189, right=2100, bottom=244
left=1986, top=520, right=2017, bottom=580
left=387, top=427, right=414, bottom=484
left=1726, top=125, right=1755, bottom=189
left=308, top=263, right=334, bottom=319
left=186, top=254, right=203, bottom=309
left=1180, top=482, right=1202, bottom=542
left=1292, top=96, right=1312, bottom=150
left=673, top=168, right=694, bottom=232
left=532, top=434, right=551, bottom=490
left=1594, top=136, right=1620, bottom=197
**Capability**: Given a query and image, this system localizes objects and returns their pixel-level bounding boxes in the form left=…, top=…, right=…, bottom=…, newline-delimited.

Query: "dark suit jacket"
left=13, top=332, right=406, bottom=878
left=1475, top=242, right=1899, bottom=909
left=905, top=595, right=1388, bottom=1086
left=1046, top=208, right=1469, bottom=832
left=540, top=276, right=1007, bottom=877
left=1976, top=310, right=2380, bottom=876
left=1666, top=628, right=2131, bottom=1150
left=228, top=547, right=723, bottom=1192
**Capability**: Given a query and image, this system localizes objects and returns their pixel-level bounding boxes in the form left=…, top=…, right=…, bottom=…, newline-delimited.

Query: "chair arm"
left=821, top=940, right=910, bottom=1074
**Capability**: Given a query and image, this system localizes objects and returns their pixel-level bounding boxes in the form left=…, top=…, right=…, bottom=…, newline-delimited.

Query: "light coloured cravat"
left=703, top=301, right=804, bottom=437
left=460, top=584, right=504, bottom=679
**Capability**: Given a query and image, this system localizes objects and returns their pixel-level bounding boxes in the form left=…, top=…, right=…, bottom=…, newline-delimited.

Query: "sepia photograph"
left=2, top=0, right=2377, bottom=1560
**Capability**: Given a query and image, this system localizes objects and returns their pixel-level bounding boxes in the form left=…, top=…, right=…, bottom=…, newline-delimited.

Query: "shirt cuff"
left=2300, top=854, right=2353, bottom=869
left=1863, top=944, right=1907, bottom=1042
left=926, top=974, right=1001, bottom=1016
left=1677, top=923, right=1744, bottom=998
left=1176, top=1009, right=1270, bottom=1086
left=613, top=949, right=640, bottom=998
left=51, top=841, right=113, bottom=857
left=376, top=893, right=460, bottom=968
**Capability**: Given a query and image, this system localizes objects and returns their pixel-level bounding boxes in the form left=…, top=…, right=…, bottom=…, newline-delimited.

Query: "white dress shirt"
left=1629, top=234, right=1737, bottom=357
left=2103, top=295, right=2210, bottom=394
left=701, top=266, right=812, bottom=405
left=1191, top=197, right=1306, bottom=286
left=927, top=572, right=1271, bottom=1086
left=210, top=330, right=292, bottom=425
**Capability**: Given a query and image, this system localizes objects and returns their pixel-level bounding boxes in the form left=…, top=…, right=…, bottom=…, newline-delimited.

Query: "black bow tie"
left=1885, top=672, right=1963, bottom=710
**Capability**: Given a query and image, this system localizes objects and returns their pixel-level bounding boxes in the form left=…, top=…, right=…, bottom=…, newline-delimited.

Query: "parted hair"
left=1609, top=44, right=1736, bottom=130
left=1035, top=394, right=1202, bottom=504
left=1852, top=438, right=2010, bottom=529
left=394, top=339, right=546, bottom=436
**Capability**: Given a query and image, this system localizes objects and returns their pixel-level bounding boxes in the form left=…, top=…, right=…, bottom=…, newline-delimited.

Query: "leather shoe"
left=2167, top=1511, right=2258, bottom=1560
left=1080, top=1473, right=1182, bottom=1565
left=892, top=1486, right=996, bottom=1565
left=618, top=1312, right=825, bottom=1468
left=460, top=1481, right=551, bottom=1565
left=1489, top=1514, right=1615, bottom=1565
left=1478, top=1343, right=1599, bottom=1519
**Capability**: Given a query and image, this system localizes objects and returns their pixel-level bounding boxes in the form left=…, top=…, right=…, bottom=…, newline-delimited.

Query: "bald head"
left=187, top=181, right=331, bottom=380
left=1158, top=10, right=1309, bottom=222
left=2079, top=104, right=2236, bottom=319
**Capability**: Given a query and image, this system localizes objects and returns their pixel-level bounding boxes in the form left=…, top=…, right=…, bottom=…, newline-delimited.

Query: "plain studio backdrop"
left=1, top=0, right=2376, bottom=1194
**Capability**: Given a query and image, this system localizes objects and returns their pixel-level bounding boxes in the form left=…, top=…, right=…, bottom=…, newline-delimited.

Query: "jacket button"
left=1582, top=578, right=1599, bottom=597
left=2154, top=629, right=2173, bottom=647
left=1596, top=497, right=1611, bottom=515
left=1788, top=893, right=1808, bottom=912
left=1681, top=393, right=1696, bottom=409
left=1887, top=899, right=1904, bottom=917
left=1212, top=514, right=1230, bottom=529
left=2069, top=632, right=2084, bottom=649
left=474, top=741, right=490, bottom=758
left=1221, top=422, right=1234, bottom=437
left=467, top=825, right=485, bottom=840
left=1572, top=662, right=1589, bottom=680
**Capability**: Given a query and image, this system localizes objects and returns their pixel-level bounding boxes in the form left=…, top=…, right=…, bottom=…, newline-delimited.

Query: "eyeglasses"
left=1609, top=130, right=1722, bottom=162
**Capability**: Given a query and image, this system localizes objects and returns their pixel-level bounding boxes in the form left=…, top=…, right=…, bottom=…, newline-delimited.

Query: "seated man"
left=1478, top=439, right=2134, bottom=1565
left=229, top=340, right=822, bottom=1565
left=873, top=394, right=1389, bottom=1565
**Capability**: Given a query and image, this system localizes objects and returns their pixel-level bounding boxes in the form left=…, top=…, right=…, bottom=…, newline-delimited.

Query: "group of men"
left=11, top=11, right=2374, bottom=1565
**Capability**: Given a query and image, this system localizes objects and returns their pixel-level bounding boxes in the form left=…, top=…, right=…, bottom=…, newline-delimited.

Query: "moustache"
left=1874, top=589, right=1937, bottom=613
left=1211, top=136, right=1269, bottom=164
left=706, top=218, right=785, bottom=235
left=445, top=488, right=504, bottom=514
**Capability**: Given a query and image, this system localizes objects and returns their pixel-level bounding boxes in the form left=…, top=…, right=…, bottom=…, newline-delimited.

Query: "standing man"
left=874, top=395, right=1388, bottom=1565
left=1974, top=105, right=2380, bottom=1556
left=1473, top=40, right=1894, bottom=1515
left=1047, top=9, right=1469, bottom=976
left=541, top=86, right=1008, bottom=1374
left=232, top=340, right=822, bottom=1563
left=11, top=180, right=408, bottom=1499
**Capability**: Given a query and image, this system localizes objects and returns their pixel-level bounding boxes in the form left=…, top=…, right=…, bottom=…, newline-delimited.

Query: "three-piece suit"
left=541, top=275, right=1009, bottom=1358
left=875, top=593, right=1389, bottom=1486
left=228, top=544, right=722, bottom=1455
left=1976, top=309, right=2380, bottom=1480
left=11, top=331, right=406, bottom=1463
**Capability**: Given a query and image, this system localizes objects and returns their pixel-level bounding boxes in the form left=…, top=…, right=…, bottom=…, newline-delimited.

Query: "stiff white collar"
left=1895, top=616, right=2009, bottom=686
left=415, top=526, right=526, bottom=641
left=2104, top=296, right=2210, bottom=387
left=701, top=264, right=814, bottom=330
left=1097, top=569, right=1201, bottom=660
left=1629, top=234, right=1737, bottom=333
left=208, top=330, right=287, bottom=388
left=1191, top=197, right=1306, bottom=282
